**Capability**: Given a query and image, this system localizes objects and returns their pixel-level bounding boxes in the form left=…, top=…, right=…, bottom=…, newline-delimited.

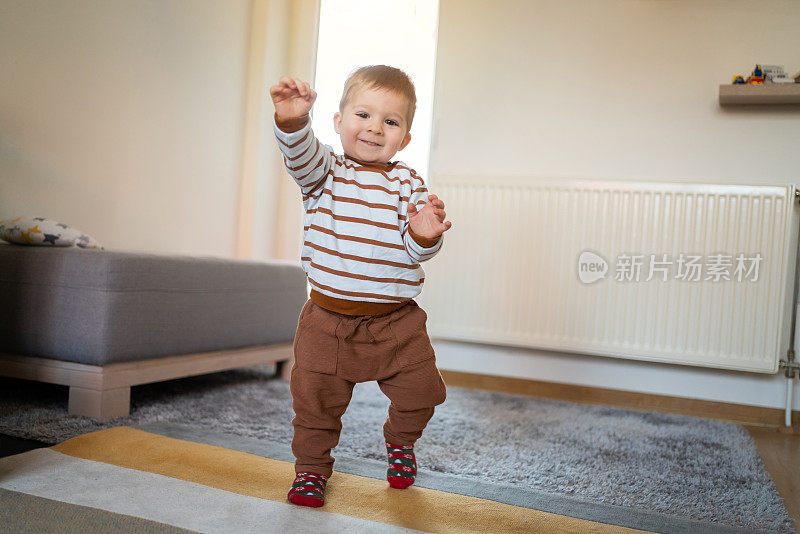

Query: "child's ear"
left=333, top=112, right=342, bottom=134
left=398, top=132, right=412, bottom=151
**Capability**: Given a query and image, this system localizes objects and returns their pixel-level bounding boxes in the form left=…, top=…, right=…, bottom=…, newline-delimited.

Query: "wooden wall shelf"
left=719, top=84, right=800, bottom=105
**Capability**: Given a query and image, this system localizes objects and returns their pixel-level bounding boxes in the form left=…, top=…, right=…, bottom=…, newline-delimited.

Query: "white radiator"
left=417, top=177, right=799, bottom=373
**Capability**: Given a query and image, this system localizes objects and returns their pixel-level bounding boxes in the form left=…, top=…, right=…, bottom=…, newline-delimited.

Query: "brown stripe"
left=285, top=151, right=305, bottom=163
left=285, top=138, right=318, bottom=163
left=276, top=129, right=310, bottom=149
left=395, top=163, right=425, bottom=182
left=303, top=162, right=428, bottom=204
left=324, top=190, right=399, bottom=213
left=401, top=230, right=438, bottom=257
left=330, top=175, right=407, bottom=199
left=304, top=241, right=419, bottom=270
left=302, top=258, right=422, bottom=287
left=287, top=141, right=320, bottom=171
left=303, top=170, right=332, bottom=200
left=328, top=175, right=429, bottom=205
left=307, top=276, right=409, bottom=302
left=309, top=207, right=399, bottom=231
left=342, top=154, right=397, bottom=171
left=350, top=171, right=413, bottom=188
left=306, top=225, right=405, bottom=250
left=338, top=159, right=414, bottom=186
left=326, top=157, right=408, bottom=186
left=406, top=238, right=439, bottom=257
left=296, top=153, right=326, bottom=183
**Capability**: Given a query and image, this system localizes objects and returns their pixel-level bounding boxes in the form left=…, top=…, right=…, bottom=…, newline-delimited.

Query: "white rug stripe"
left=0, top=448, right=422, bottom=534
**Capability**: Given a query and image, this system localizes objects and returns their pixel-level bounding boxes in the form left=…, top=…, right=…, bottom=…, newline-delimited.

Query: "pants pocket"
left=390, top=301, right=436, bottom=368
left=293, top=301, right=339, bottom=375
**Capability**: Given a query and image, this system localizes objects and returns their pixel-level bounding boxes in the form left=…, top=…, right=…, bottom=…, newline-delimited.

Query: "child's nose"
left=367, top=119, right=383, bottom=134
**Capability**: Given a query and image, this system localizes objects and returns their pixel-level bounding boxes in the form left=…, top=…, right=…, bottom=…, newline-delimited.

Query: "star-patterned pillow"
left=0, top=217, right=103, bottom=248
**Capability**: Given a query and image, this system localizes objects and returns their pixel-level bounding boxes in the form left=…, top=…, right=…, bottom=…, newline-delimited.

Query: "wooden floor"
left=745, top=425, right=800, bottom=528
left=441, top=370, right=800, bottom=529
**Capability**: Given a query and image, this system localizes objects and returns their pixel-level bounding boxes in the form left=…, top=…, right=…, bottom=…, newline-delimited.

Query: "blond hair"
left=339, top=65, right=417, bottom=131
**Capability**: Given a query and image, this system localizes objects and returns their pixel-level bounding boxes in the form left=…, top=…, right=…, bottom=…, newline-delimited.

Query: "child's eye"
left=356, top=112, right=368, bottom=119
left=385, top=119, right=398, bottom=126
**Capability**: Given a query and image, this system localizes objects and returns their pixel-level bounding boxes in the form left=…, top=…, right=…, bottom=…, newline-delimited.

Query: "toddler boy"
left=270, top=65, right=452, bottom=507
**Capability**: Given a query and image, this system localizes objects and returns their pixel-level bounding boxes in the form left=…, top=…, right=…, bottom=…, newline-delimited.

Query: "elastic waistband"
left=310, top=290, right=412, bottom=317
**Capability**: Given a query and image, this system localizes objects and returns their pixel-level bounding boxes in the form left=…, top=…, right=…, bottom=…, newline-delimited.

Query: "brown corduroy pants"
left=289, top=299, right=447, bottom=477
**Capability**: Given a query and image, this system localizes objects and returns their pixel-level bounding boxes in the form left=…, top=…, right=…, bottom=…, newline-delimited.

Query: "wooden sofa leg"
left=276, top=358, right=294, bottom=381
left=68, top=386, right=131, bottom=420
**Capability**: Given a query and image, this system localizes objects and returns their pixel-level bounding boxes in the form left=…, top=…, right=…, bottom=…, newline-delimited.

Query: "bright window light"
left=313, top=0, right=439, bottom=179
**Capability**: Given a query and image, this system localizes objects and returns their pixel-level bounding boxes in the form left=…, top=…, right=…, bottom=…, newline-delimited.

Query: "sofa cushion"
left=0, top=245, right=307, bottom=365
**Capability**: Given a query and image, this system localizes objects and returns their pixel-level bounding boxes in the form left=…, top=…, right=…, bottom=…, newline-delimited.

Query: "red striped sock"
left=287, top=472, right=328, bottom=507
left=386, top=441, right=416, bottom=489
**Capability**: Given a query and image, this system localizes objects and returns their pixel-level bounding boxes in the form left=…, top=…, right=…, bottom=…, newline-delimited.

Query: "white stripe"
left=310, top=202, right=401, bottom=228
left=0, top=448, right=422, bottom=534
left=310, top=267, right=421, bottom=298
left=306, top=245, right=420, bottom=278
left=308, top=219, right=405, bottom=250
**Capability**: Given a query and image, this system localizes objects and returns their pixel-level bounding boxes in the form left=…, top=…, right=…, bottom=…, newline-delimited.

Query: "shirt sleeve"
left=273, top=114, right=334, bottom=204
left=401, top=180, right=443, bottom=263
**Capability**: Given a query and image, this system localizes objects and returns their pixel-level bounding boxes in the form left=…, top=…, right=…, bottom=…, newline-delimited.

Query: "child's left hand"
left=408, top=194, right=453, bottom=240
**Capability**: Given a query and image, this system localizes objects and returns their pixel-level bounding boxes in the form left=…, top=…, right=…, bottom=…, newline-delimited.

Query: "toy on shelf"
left=762, top=65, right=794, bottom=83
left=746, top=64, right=764, bottom=84
left=729, top=64, right=799, bottom=86
left=720, top=64, right=800, bottom=105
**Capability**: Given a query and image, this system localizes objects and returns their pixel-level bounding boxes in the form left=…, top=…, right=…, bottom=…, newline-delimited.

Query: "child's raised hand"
left=270, top=76, right=317, bottom=120
left=407, top=194, right=453, bottom=240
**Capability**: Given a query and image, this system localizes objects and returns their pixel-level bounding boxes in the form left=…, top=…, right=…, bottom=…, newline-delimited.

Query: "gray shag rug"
left=0, top=365, right=793, bottom=533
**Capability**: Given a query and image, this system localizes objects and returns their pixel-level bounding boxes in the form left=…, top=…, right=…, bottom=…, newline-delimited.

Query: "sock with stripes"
left=287, top=472, right=328, bottom=507
left=386, top=441, right=417, bottom=489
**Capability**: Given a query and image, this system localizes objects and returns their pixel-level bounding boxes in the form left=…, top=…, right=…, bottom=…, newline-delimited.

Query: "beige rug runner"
left=0, top=426, right=649, bottom=533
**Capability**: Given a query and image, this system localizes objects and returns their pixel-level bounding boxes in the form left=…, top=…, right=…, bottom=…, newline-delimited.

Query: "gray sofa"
left=0, top=245, right=307, bottom=419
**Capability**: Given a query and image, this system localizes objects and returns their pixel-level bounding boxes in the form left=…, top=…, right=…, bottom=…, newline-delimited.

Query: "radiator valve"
left=781, top=349, right=799, bottom=379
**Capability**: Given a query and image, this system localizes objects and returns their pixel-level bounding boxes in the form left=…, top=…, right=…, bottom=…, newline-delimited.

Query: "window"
left=313, top=0, right=439, bottom=179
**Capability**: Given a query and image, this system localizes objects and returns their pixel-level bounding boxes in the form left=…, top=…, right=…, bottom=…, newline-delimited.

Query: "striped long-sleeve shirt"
left=274, top=114, right=443, bottom=316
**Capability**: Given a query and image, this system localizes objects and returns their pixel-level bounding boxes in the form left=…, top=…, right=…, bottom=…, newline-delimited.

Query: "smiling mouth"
left=360, top=139, right=381, bottom=147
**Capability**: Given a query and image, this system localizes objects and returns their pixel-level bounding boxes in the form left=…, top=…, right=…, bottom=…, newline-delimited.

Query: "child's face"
left=334, top=87, right=412, bottom=163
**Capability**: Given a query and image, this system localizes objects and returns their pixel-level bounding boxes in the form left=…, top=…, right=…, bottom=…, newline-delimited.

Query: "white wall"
left=430, top=0, right=800, bottom=412
left=0, top=0, right=250, bottom=256
left=432, top=0, right=800, bottom=184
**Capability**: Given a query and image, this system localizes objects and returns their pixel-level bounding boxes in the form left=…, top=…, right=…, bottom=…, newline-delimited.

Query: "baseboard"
left=439, top=370, right=800, bottom=429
